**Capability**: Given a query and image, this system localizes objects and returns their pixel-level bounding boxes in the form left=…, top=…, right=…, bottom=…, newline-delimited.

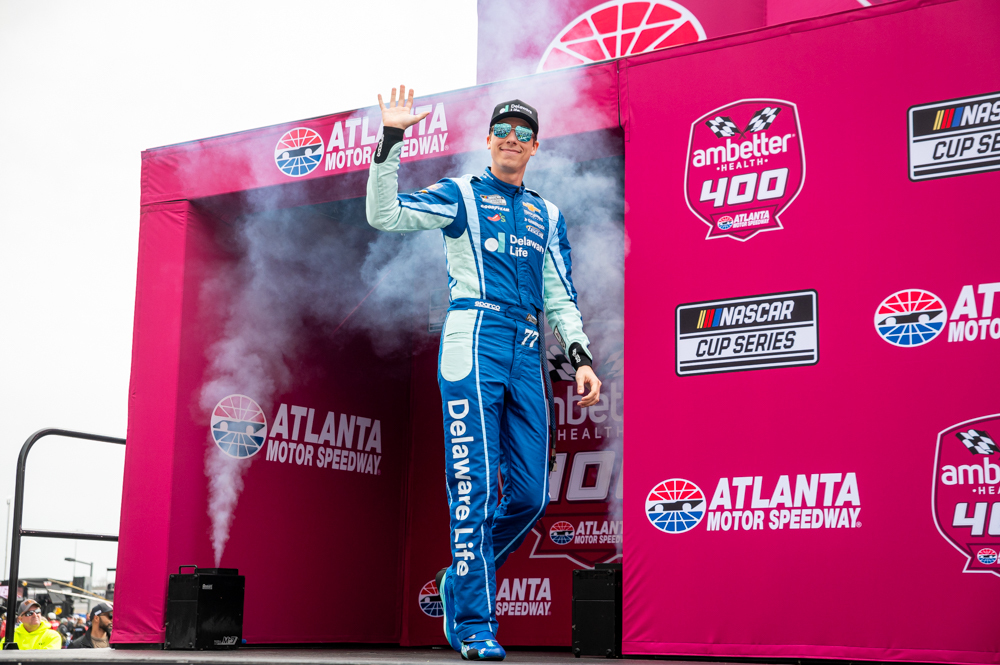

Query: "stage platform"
left=0, top=647, right=712, bottom=665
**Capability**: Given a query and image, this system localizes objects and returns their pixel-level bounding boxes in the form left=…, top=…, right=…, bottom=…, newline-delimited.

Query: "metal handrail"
left=3, top=429, right=125, bottom=649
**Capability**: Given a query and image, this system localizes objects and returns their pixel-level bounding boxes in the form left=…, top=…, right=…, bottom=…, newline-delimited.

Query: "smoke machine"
left=165, top=566, right=244, bottom=650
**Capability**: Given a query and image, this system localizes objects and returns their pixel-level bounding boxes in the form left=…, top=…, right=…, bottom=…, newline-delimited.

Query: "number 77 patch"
left=685, top=99, right=806, bottom=242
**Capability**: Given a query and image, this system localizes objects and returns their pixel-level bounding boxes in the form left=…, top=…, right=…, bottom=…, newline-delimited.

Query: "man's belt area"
left=449, top=297, right=539, bottom=328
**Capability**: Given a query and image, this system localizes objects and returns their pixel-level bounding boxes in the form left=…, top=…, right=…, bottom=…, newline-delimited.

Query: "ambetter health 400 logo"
left=685, top=99, right=805, bottom=241
left=933, top=414, right=1000, bottom=577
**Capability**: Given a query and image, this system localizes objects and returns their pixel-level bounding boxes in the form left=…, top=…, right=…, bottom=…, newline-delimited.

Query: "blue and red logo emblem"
left=874, top=289, right=947, bottom=347
left=549, top=520, right=575, bottom=545
left=646, top=479, right=706, bottom=534
left=274, top=127, right=324, bottom=177
left=418, top=579, right=443, bottom=617
left=210, top=394, right=267, bottom=459
left=977, top=548, right=998, bottom=565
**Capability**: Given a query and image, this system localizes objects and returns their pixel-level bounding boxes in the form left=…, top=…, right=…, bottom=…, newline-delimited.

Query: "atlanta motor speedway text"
left=705, top=473, right=861, bottom=531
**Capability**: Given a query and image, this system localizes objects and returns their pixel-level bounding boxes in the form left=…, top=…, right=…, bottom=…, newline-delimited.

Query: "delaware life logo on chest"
left=685, top=99, right=805, bottom=241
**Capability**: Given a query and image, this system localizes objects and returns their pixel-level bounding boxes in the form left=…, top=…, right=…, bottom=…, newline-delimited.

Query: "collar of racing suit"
left=480, top=167, right=527, bottom=196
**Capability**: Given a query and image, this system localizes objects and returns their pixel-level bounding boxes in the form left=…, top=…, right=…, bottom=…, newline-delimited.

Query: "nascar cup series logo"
left=211, top=394, right=267, bottom=459
left=685, top=99, right=805, bottom=241
left=874, top=289, right=948, bottom=347
left=274, top=127, right=324, bottom=177
left=418, top=579, right=444, bottom=617
left=933, top=414, right=1000, bottom=577
left=645, top=479, right=706, bottom=533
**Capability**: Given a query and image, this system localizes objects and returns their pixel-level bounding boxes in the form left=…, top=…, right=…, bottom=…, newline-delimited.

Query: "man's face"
left=98, top=612, right=112, bottom=633
left=487, top=117, right=538, bottom=174
left=20, top=606, right=43, bottom=631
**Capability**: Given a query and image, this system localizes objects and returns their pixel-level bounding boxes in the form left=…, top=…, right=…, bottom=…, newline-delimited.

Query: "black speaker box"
left=572, top=563, right=622, bottom=658
left=164, top=566, right=244, bottom=650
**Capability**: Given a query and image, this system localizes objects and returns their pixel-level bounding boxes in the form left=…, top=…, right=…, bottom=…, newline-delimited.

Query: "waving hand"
left=378, top=85, right=430, bottom=131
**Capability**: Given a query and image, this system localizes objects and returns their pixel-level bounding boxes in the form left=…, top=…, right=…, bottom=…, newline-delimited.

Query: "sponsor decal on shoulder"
left=874, top=282, right=1000, bottom=347
left=686, top=99, right=805, bottom=241
left=481, top=194, right=506, bottom=205
left=933, top=414, right=1000, bottom=577
left=908, top=91, right=1000, bottom=181
left=675, top=290, right=818, bottom=376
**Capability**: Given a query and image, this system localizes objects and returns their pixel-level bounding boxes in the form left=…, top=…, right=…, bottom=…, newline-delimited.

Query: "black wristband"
left=568, top=342, right=592, bottom=370
left=373, top=126, right=405, bottom=164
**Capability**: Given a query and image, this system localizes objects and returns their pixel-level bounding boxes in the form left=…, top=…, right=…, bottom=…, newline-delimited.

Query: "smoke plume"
left=195, top=62, right=626, bottom=563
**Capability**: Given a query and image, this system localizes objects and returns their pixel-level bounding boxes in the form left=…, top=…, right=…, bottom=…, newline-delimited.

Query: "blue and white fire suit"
left=366, top=127, right=592, bottom=640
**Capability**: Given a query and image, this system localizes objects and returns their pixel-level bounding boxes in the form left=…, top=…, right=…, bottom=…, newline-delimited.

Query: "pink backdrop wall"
left=622, top=0, right=1000, bottom=662
left=117, top=0, right=1000, bottom=660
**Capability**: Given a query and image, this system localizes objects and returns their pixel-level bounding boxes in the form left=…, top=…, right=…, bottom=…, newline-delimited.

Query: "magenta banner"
left=623, top=0, right=1000, bottom=662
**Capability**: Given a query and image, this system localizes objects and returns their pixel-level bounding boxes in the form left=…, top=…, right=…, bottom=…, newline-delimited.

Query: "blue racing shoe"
left=435, top=568, right=461, bottom=652
left=460, top=632, right=506, bottom=661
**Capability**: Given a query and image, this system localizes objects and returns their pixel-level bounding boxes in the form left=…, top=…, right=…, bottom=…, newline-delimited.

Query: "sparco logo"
left=210, top=395, right=267, bottom=459
left=685, top=99, right=805, bottom=241
left=933, top=414, right=1000, bottom=577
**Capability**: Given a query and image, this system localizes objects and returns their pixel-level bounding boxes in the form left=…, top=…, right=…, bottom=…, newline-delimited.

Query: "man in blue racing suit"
left=366, top=86, right=602, bottom=661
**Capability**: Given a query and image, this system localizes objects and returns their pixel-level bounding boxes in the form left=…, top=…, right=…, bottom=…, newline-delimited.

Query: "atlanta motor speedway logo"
left=874, top=281, right=1000, bottom=347
left=275, top=127, right=324, bottom=177
left=417, top=579, right=443, bottom=617
left=685, top=99, right=805, bottom=241
left=874, top=289, right=947, bottom=347
left=646, top=472, right=862, bottom=535
left=210, top=394, right=267, bottom=459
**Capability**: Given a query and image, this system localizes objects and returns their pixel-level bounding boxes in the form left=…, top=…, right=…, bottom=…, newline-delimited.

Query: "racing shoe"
left=435, top=568, right=461, bottom=652
left=460, top=633, right=506, bottom=661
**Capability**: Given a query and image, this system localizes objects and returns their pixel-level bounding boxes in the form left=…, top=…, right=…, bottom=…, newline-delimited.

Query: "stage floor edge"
left=0, top=647, right=770, bottom=665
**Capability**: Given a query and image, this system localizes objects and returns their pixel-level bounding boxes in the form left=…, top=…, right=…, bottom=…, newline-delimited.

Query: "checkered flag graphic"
left=744, top=107, right=781, bottom=133
left=956, top=429, right=999, bottom=456
left=705, top=116, right=741, bottom=138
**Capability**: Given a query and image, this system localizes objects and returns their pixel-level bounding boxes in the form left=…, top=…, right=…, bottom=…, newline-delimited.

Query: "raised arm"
left=367, top=85, right=464, bottom=233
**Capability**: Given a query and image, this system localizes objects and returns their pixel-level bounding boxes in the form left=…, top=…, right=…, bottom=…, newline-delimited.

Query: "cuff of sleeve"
left=568, top=342, right=592, bottom=370
left=373, top=126, right=405, bottom=164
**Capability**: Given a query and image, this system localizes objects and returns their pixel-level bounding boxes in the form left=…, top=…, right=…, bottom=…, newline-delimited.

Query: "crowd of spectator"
left=0, top=599, right=112, bottom=649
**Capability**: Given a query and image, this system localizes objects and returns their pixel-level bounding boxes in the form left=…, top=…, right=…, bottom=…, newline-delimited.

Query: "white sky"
left=0, top=0, right=477, bottom=585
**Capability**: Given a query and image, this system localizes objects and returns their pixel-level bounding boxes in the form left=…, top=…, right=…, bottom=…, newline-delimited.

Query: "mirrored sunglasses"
left=21, top=609, right=42, bottom=617
left=492, top=123, right=534, bottom=142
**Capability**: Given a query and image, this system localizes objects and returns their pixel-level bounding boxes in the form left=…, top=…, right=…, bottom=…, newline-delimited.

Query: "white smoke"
left=193, top=61, right=626, bottom=563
